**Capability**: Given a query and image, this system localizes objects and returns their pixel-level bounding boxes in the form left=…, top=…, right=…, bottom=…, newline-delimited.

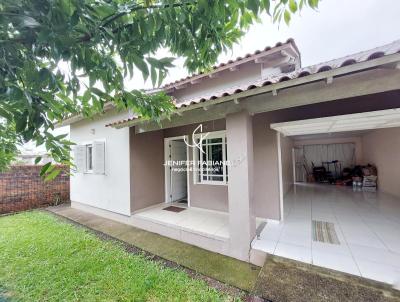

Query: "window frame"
left=192, top=130, right=228, bottom=186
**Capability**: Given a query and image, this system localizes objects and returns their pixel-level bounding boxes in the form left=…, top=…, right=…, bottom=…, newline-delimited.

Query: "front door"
left=169, top=140, right=188, bottom=202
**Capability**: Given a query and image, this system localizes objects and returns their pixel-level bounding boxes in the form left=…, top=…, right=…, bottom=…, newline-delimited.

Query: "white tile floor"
left=252, top=183, right=400, bottom=285
left=134, top=203, right=266, bottom=241
left=134, top=203, right=231, bottom=240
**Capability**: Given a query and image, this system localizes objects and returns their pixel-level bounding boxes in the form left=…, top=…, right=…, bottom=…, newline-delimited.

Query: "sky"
left=129, top=0, right=400, bottom=89
left=21, top=0, right=400, bottom=154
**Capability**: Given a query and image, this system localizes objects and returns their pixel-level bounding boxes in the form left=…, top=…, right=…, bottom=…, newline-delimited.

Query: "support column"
left=226, top=111, right=256, bottom=261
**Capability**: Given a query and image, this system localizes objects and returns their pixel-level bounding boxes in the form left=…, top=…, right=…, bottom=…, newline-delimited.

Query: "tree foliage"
left=0, top=0, right=319, bottom=178
left=0, top=121, right=19, bottom=171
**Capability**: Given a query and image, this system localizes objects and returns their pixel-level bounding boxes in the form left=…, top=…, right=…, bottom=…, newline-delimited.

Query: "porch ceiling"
left=271, top=108, right=400, bottom=136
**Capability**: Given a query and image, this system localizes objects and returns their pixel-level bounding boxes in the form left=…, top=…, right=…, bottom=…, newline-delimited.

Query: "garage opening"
left=261, top=108, right=400, bottom=284
left=272, top=108, right=400, bottom=196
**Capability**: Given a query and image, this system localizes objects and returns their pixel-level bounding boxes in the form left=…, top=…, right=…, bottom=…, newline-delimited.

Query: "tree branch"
left=79, top=1, right=197, bottom=43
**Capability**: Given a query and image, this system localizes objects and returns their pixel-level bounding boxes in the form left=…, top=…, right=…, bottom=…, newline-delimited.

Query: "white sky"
left=21, top=0, right=400, bottom=154
left=127, top=0, right=400, bottom=89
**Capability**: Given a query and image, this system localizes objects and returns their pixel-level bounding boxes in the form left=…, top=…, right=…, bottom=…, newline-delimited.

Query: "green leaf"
left=34, top=156, right=42, bottom=164
left=159, top=57, right=175, bottom=68
left=284, top=10, right=291, bottom=25
left=132, top=55, right=149, bottom=81
left=150, top=66, right=157, bottom=87
left=40, top=162, right=52, bottom=176
left=247, top=0, right=259, bottom=15
left=308, top=0, right=319, bottom=8
left=45, top=168, right=61, bottom=181
left=15, top=114, right=27, bottom=132
left=0, top=0, right=318, bottom=173
left=262, top=0, right=271, bottom=14
left=289, top=0, right=298, bottom=13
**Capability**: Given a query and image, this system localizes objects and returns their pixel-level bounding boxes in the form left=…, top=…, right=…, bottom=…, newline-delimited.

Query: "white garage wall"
left=70, top=110, right=131, bottom=215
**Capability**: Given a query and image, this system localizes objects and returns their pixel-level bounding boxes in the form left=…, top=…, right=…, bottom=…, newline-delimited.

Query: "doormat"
left=163, top=206, right=186, bottom=213
left=312, top=220, right=340, bottom=244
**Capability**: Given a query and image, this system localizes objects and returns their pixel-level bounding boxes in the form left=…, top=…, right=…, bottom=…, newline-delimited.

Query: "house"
left=61, top=39, right=400, bottom=285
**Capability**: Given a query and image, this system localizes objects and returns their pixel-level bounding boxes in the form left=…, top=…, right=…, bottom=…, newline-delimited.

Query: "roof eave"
left=109, top=52, right=400, bottom=129
left=162, top=40, right=298, bottom=90
left=56, top=102, right=117, bottom=127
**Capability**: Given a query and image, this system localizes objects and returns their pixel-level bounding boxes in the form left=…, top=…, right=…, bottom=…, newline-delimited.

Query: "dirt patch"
left=0, top=286, right=12, bottom=302
left=253, top=254, right=400, bottom=302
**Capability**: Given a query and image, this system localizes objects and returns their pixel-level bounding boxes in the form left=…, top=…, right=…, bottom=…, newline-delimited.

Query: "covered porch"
left=129, top=110, right=258, bottom=261
left=134, top=203, right=230, bottom=240
left=132, top=202, right=266, bottom=256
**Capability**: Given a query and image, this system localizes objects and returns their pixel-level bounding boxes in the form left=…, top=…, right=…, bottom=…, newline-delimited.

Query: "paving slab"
left=253, top=254, right=400, bottom=302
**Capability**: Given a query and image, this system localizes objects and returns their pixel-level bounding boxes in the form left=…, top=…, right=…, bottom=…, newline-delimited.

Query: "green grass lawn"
left=0, top=211, right=237, bottom=302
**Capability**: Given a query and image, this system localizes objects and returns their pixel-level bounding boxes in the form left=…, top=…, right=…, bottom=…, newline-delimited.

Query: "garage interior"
left=253, top=108, right=400, bottom=285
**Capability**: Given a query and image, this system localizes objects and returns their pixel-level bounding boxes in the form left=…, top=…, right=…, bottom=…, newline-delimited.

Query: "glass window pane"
left=86, top=145, right=93, bottom=171
left=208, top=144, right=224, bottom=175
left=207, top=138, right=222, bottom=144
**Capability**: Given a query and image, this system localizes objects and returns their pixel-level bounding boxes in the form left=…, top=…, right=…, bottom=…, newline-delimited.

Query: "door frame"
left=164, top=135, right=191, bottom=207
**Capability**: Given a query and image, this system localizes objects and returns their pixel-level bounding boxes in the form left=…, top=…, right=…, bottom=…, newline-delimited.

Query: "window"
left=193, top=131, right=228, bottom=185
left=86, top=144, right=93, bottom=172
left=74, top=141, right=105, bottom=174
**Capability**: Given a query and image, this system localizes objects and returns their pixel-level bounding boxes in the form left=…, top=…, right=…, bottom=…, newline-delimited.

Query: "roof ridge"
left=161, top=38, right=297, bottom=89
left=298, top=38, right=400, bottom=72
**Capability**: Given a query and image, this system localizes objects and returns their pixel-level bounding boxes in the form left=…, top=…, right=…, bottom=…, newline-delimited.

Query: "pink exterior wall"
left=130, top=119, right=229, bottom=213
left=130, top=128, right=165, bottom=212
left=129, top=91, right=400, bottom=219
left=163, top=119, right=229, bottom=212
left=362, top=127, right=400, bottom=198
left=226, top=111, right=256, bottom=260
left=252, top=113, right=281, bottom=220
left=280, top=134, right=294, bottom=197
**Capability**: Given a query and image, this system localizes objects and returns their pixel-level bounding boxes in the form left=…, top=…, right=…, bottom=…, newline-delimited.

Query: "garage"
left=256, top=108, right=400, bottom=284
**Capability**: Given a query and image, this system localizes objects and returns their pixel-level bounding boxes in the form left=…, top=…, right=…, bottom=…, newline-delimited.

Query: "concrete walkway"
left=47, top=204, right=260, bottom=292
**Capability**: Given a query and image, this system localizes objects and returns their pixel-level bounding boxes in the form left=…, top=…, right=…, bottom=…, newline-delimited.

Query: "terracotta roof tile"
left=106, top=39, right=400, bottom=128
left=160, top=38, right=298, bottom=89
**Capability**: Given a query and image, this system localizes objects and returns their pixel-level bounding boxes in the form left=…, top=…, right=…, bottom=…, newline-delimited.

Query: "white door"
left=169, top=140, right=187, bottom=202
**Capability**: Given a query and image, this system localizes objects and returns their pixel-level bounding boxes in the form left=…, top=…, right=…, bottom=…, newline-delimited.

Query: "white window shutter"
left=93, top=141, right=105, bottom=174
left=74, top=145, right=86, bottom=173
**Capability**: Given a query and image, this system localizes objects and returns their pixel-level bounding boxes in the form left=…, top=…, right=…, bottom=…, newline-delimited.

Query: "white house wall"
left=172, top=63, right=260, bottom=103
left=70, top=110, right=131, bottom=215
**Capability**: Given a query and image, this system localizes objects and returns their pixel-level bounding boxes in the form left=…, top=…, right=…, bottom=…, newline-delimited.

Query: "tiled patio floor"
left=134, top=203, right=266, bottom=241
left=133, top=203, right=230, bottom=240
left=252, top=183, right=400, bottom=285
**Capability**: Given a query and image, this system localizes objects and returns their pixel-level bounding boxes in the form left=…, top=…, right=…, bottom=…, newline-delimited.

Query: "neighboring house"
left=14, top=145, right=53, bottom=165
left=61, top=39, right=400, bottom=284
left=15, top=153, right=53, bottom=165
